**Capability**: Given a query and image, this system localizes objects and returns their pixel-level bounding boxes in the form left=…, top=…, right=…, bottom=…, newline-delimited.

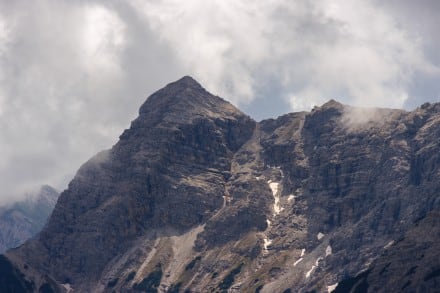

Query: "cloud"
left=128, top=0, right=439, bottom=111
left=127, top=0, right=273, bottom=104
left=0, top=0, right=182, bottom=204
left=0, top=0, right=439, bottom=204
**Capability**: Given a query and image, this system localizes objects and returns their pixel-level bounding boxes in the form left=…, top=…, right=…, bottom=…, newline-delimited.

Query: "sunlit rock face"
left=1, top=77, right=439, bottom=292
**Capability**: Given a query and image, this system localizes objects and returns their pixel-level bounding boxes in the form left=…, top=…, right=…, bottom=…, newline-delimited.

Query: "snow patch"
left=255, top=176, right=261, bottom=181
left=268, top=181, right=283, bottom=215
left=327, top=283, right=338, bottom=293
left=268, top=181, right=278, bottom=195
left=305, top=265, right=316, bottom=278
left=263, top=237, right=272, bottom=251
left=263, top=219, right=272, bottom=252
left=300, top=248, right=306, bottom=257
left=287, top=194, right=295, bottom=202
left=326, top=245, right=332, bottom=256
left=317, top=232, right=325, bottom=240
left=269, top=166, right=281, bottom=169
left=62, top=284, right=73, bottom=293
left=293, top=258, right=303, bottom=266
left=384, top=240, right=394, bottom=249
left=305, top=257, right=322, bottom=278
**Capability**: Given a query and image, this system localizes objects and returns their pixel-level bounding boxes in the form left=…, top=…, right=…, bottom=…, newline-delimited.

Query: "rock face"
left=1, top=77, right=439, bottom=292
left=0, top=185, right=59, bottom=253
left=333, top=209, right=440, bottom=293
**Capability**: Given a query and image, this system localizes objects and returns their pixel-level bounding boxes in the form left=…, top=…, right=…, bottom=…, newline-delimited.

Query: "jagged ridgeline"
left=1, top=77, right=439, bottom=292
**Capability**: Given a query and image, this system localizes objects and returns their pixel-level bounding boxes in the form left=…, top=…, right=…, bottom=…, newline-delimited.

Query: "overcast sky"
left=1, top=0, right=440, bottom=204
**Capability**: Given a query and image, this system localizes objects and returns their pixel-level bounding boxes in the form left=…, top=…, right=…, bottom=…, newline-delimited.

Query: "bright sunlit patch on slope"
left=165, top=225, right=205, bottom=284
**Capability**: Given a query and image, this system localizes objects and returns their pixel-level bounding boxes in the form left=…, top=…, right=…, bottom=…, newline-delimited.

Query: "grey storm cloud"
left=0, top=0, right=439, bottom=204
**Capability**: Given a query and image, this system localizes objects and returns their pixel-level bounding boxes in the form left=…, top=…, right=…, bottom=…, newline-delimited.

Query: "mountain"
left=1, top=77, right=439, bottom=292
left=0, top=185, right=59, bottom=253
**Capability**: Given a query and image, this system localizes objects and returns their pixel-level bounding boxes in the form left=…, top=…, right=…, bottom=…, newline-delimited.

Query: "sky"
left=0, top=0, right=440, bottom=204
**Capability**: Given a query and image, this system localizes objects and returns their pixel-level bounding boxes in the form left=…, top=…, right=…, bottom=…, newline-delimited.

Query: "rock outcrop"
left=1, top=77, right=439, bottom=292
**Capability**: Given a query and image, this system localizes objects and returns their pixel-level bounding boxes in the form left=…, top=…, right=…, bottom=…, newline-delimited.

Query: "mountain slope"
left=0, top=185, right=59, bottom=253
left=2, top=77, right=439, bottom=292
left=333, top=209, right=440, bottom=293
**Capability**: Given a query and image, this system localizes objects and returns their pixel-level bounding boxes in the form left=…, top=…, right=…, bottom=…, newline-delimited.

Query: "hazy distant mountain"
left=0, top=185, right=59, bottom=253
left=1, top=77, right=439, bottom=292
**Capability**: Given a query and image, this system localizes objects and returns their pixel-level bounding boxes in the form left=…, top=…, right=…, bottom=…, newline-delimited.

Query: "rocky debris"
left=2, top=77, right=440, bottom=292
left=0, top=185, right=59, bottom=253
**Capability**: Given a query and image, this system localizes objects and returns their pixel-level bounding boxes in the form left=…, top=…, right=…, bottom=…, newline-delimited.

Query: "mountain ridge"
left=1, top=77, right=439, bottom=292
left=0, top=185, right=59, bottom=253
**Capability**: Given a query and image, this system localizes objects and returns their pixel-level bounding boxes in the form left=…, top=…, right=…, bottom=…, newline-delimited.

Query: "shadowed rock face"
left=333, top=210, right=440, bottom=293
left=2, top=77, right=439, bottom=292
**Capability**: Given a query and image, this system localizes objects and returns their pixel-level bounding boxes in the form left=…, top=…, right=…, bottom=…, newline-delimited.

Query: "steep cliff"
left=1, top=77, right=439, bottom=292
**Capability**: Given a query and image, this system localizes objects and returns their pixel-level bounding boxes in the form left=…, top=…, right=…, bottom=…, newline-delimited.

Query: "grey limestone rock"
left=1, top=77, right=439, bottom=292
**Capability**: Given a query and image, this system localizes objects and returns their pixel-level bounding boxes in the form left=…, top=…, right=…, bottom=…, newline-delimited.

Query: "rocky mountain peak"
left=7, top=77, right=256, bottom=287
left=121, top=76, right=254, bottom=150
left=170, top=75, right=203, bottom=89
left=139, top=76, right=202, bottom=112
left=138, top=76, right=240, bottom=122
left=310, top=99, right=344, bottom=116
left=2, top=78, right=439, bottom=293
left=320, top=99, right=343, bottom=109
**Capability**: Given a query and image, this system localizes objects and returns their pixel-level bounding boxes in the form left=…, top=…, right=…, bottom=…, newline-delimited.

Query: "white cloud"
left=0, top=0, right=439, bottom=204
left=128, top=0, right=277, bottom=104
left=0, top=1, right=130, bottom=204
left=81, top=4, right=126, bottom=73
left=283, top=0, right=438, bottom=110
left=0, top=16, right=10, bottom=116
left=127, top=0, right=438, bottom=111
left=0, top=16, right=9, bottom=53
